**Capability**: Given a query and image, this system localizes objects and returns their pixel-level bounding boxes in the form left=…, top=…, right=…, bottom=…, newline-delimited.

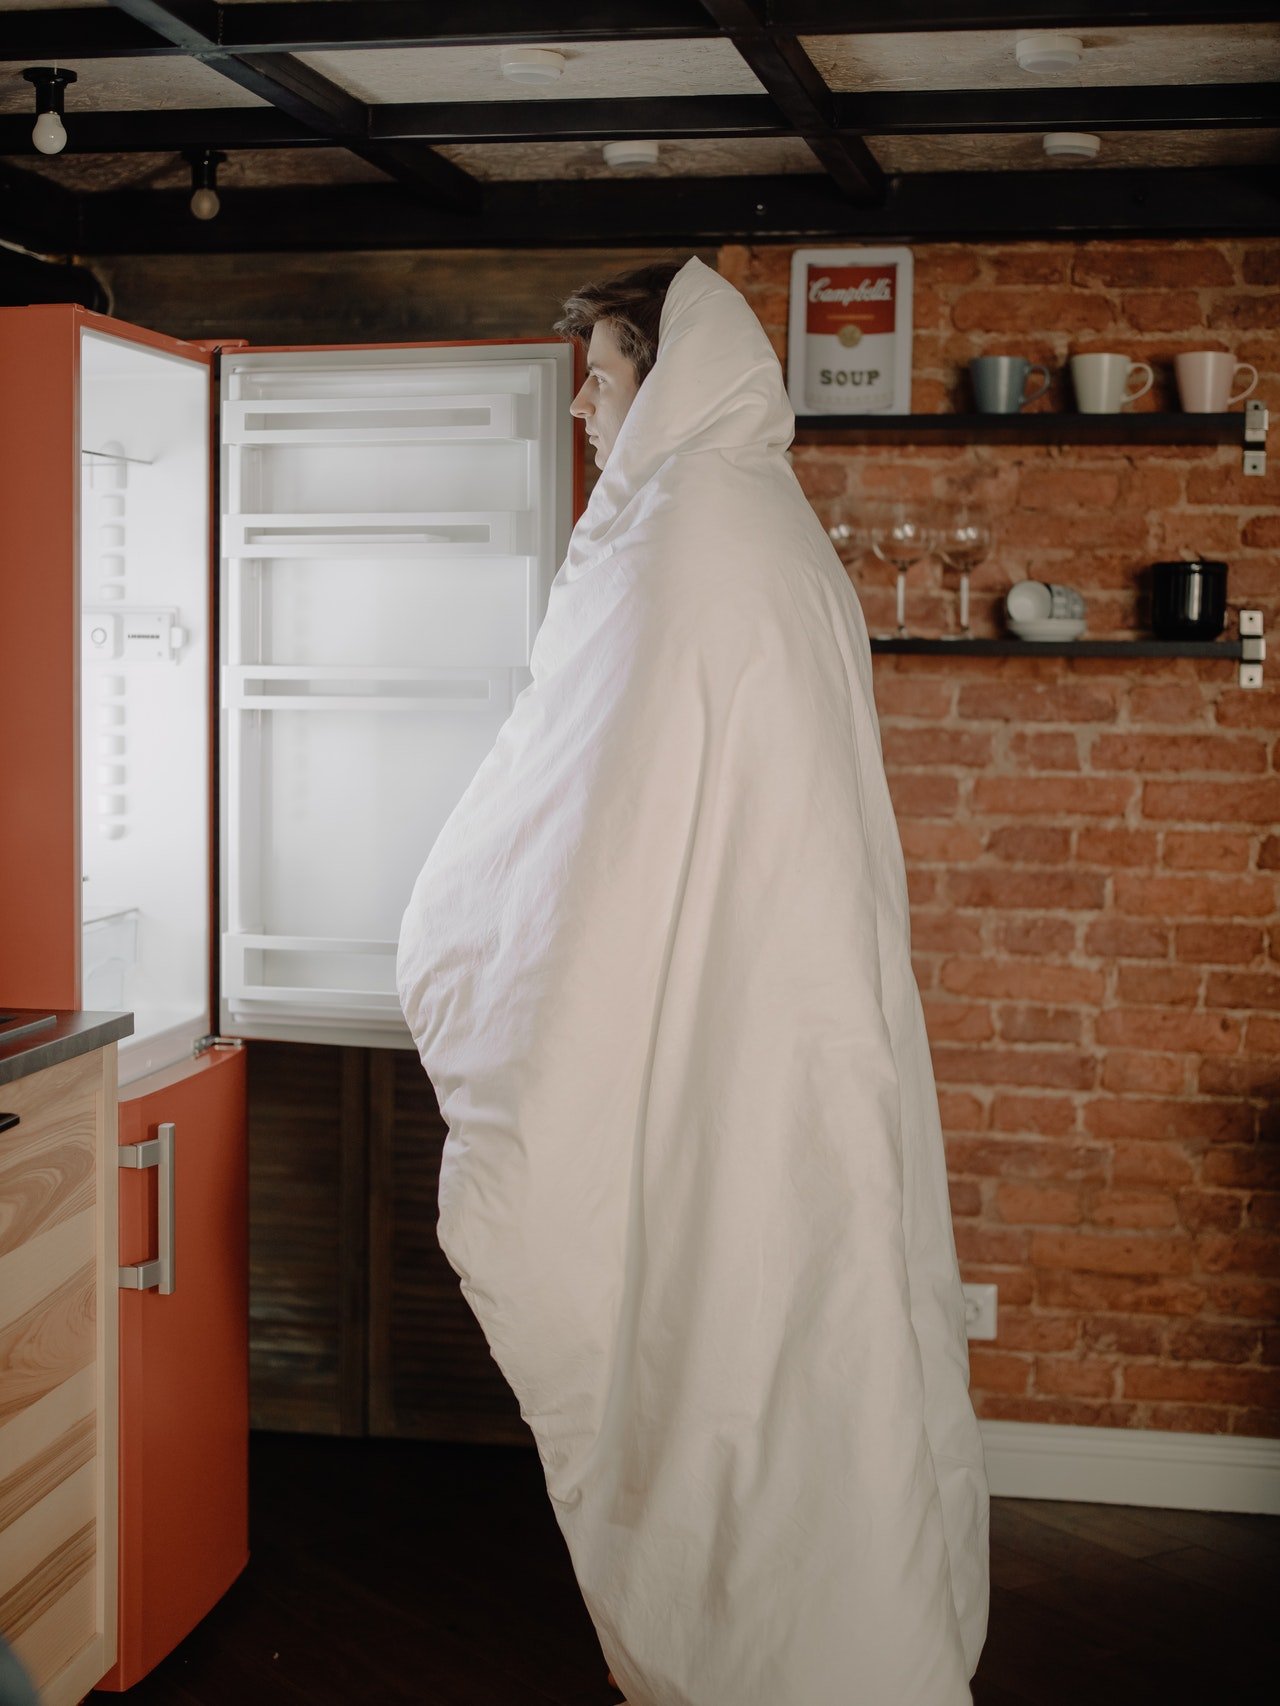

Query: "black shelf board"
left=793, top=412, right=1244, bottom=446
left=868, top=637, right=1244, bottom=658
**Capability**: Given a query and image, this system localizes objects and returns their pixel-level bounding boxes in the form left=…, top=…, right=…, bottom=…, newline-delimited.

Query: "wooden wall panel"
left=246, top=1042, right=368, bottom=1436
left=368, top=1051, right=530, bottom=1446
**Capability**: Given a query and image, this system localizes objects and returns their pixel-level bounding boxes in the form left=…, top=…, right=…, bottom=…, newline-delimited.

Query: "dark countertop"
left=0, top=1007, right=135, bottom=1089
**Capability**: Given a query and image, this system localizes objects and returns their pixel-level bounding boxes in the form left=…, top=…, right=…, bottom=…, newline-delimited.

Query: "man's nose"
left=569, top=385, right=592, bottom=418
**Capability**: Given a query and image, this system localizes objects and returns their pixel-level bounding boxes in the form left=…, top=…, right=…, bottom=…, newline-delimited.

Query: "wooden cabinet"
left=0, top=1044, right=118, bottom=1702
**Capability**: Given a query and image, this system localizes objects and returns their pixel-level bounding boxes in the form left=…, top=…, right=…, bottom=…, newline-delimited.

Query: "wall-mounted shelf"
left=794, top=401, right=1268, bottom=474
left=868, top=612, right=1265, bottom=688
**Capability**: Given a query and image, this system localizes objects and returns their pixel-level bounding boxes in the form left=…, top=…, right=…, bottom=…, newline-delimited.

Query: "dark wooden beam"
left=697, top=0, right=885, bottom=204
left=777, top=1, right=1280, bottom=26
left=106, top=0, right=482, bottom=211
left=835, top=83, right=1280, bottom=135
left=74, top=166, right=1280, bottom=254
left=369, top=94, right=786, bottom=144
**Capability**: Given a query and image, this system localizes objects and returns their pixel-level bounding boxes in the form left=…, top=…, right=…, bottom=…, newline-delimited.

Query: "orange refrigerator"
left=0, top=304, right=578, bottom=1687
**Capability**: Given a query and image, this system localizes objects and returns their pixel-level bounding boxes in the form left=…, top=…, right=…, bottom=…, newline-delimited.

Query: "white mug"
left=1071, top=353, right=1154, bottom=413
left=1175, top=351, right=1259, bottom=413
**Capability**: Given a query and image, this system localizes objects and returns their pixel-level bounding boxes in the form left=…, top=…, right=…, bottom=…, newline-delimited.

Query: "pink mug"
left=1175, top=352, right=1259, bottom=413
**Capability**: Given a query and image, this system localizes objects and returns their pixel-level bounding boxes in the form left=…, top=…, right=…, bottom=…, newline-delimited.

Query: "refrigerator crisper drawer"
left=218, top=341, right=573, bottom=1049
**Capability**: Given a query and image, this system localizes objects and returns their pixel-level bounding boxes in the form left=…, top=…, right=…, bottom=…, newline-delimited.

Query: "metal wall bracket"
left=1243, top=399, right=1267, bottom=477
left=192, top=1034, right=245, bottom=1054
left=1239, top=609, right=1265, bottom=690
left=118, top=1121, right=176, bottom=1294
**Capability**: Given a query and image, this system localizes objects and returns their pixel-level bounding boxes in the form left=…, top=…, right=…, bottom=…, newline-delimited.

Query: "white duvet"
left=396, top=256, right=989, bottom=1705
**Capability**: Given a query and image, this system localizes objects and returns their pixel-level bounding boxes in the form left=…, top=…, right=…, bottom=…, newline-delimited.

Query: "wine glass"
left=868, top=503, right=936, bottom=638
left=935, top=507, right=993, bottom=639
left=826, top=519, right=868, bottom=568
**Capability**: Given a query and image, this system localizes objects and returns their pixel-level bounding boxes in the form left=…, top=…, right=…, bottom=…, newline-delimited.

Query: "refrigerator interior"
left=219, top=343, right=573, bottom=1047
left=79, top=328, right=211, bottom=1085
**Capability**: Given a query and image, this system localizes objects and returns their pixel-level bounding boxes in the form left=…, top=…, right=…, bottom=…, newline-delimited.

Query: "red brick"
left=1122, top=1364, right=1280, bottom=1406
left=1245, top=1015, right=1280, bottom=1054
left=1127, top=683, right=1210, bottom=724
left=1036, top=1271, right=1206, bottom=1315
left=1247, top=1192, right=1280, bottom=1231
left=933, top=1044, right=1097, bottom=1091
left=881, top=727, right=994, bottom=767
left=995, top=1182, right=1083, bottom=1225
left=1241, top=245, right=1280, bottom=286
left=985, top=247, right=1072, bottom=286
left=1148, top=1404, right=1234, bottom=1433
left=1030, top=1230, right=1194, bottom=1275
left=873, top=675, right=954, bottom=722
left=958, top=682, right=1118, bottom=724
left=885, top=773, right=961, bottom=816
left=1017, top=467, right=1123, bottom=509
left=1197, top=1229, right=1280, bottom=1276
left=1083, top=918, right=1170, bottom=960
left=949, top=1178, right=983, bottom=1217
left=978, top=1396, right=1140, bottom=1427
left=1206, top=295, right=1280, bottom=332
left=1242, top=514, right=1280, bottom=549
left=1214, top=690, right=1280, bottom=730
left=1167, top=1322, right=1260, bottom=1364
left=905, top=867, right=938, bottom=907
left=948, top=868, right=1107, bottom=910
left=998, top=1005, right=1083, bottom=1045
left=911, top=911, right=984, bottom=954
left=955, top=1224, right=1032, bottom=1266
left=997, top=1310, right=1080, bottom=1352
left=1092, top=734, right=1267, bottom=774
left=1072, top=245, right=1233, bottom=288
left=1096, top=1008, right=1241, bottom=1054
left=1100, top=1052, right=1188, bottom=1095
left=1116, top=965, right=1201, bottom=1007
left=951, top=289, right=1113, bottom=334
left=996, top=917, right=1077, bottom=957
left=1174, top=1188, right=1245, bottom=1233
left=1088, top=1190, right=1179, bottom=1231
left=1075, top=827, right=1158, bottom=867
left=1204, top=1278, right=1280, bottom=1319
left=1035, top=1356, right=1117, bottom=1398
left=916, top=245, right=983, bottom=286
left=942, top=958, right=1105, bottom=1004
left=1108, top=1140, right=1197, bottom=1186
left=1007, top=731, right=1081, bottom=771
left=948, top=1137, right=1109, bottom=1181
left=1162, top=830, right=1253, bottom=871
left=1204, top=971, right=1280, bottom=1011
left=1122, top=290, right=1205, bottom=332
left=1081, top=1314, right=1164, bottom=1356
left=973, top=776, right=1133, bottom=818
left=1174, top=923, right=1265, bottom=965
left=990, top=1093, right=1079, bottom=1137
left=790, top=457, right=849, bottom=501
left=921, top=997, right=995, bottom=1043
left=1199, top=1057, right=1280, bottom=1096
left=899, top=821, right=985, bottom=862
left=936, top=1089, right=986, bottom=1133
left=1203, top=1146, right=1280, bottom=1189
left=966, top=1347, right=1032, bottom=1393
left=1187, top=461, right=1280, bottom=505
left=985, top=825, right=1072, bottom=864
left=1115, top=873, right=1276, bottom=918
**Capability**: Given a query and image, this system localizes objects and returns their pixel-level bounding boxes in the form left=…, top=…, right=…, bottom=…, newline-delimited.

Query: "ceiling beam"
left=70, top=166, right=1280, bottom=254
left=1, top=84, right=1272, bottom=161
left=5, top=0, right=1279, bottom=59
left=697, top=0, right=885, bottom=204
left=105, top=0, right=482, bottom=210
left=0, top=163, right=81, bottom=253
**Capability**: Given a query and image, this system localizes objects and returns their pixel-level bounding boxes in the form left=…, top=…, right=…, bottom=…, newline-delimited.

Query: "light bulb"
left=32, top=109, right=67, bottom=155
left=190, top=185, right=220, bottom=220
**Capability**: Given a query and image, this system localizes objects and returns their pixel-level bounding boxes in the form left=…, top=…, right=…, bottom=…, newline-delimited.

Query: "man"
left=397, top=256, right=990, bottom=1705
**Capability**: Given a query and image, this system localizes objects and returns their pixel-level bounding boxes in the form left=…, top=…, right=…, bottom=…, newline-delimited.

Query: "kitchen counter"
left=0, top=1006, right=134, bottom=1087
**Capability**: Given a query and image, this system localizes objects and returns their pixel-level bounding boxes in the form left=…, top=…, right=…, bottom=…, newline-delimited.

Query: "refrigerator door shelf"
left=225, top=664, right=511, bottom=712
left=221, top=391, right=531, bottom=445
left=223, top=510, right=525, bottom=558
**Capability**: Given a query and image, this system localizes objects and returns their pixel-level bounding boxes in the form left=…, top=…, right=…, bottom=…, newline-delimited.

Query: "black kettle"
left=1145, top=558, right=1228, bottom=640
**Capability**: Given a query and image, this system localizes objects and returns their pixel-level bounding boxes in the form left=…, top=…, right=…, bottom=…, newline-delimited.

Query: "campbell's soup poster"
left=802, top=262, right=901, bottom=416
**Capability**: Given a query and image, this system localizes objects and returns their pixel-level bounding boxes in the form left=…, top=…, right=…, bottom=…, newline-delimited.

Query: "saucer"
left=1007, top=616, right=1086, bottom=641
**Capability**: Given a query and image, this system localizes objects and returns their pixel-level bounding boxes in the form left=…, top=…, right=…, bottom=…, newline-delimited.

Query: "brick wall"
left=721, top=239, right=1279, bottom=1439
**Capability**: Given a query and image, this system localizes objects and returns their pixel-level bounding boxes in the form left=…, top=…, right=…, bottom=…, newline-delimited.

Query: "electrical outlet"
left=961, top=1283, right=997, bottom=1341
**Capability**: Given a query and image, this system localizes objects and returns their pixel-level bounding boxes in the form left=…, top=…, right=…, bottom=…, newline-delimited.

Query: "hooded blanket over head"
left=396, top=257, right=989, bottom=1705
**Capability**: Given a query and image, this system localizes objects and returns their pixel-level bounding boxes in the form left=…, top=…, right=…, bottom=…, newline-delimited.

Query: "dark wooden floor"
left=91, top=1432, right=1279, bottom=1705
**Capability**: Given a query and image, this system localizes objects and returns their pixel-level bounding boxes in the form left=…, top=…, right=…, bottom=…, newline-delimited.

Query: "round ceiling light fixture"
left=1042, top=131, right=1101, bottom=160
left=499, top=47, right=566, bottom=84
left=23, top=66, right=76, bottom=155
left=602, top=140, right=660, bottom=172
left=1015, top=33, right=1085, bottom=75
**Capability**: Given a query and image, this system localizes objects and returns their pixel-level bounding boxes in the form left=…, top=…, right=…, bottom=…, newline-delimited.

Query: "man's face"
left=569, top=320, right=641, bottom=469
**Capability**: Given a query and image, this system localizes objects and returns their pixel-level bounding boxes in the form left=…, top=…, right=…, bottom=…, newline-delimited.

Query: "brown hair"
left=552, top=259, right=685, bottom=384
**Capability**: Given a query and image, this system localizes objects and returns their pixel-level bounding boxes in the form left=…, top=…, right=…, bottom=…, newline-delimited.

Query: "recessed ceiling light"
left=499, top=47, right=566, bottom=85
left=602, top=140, right=660, bottom=172
left=1043, top=131, right=1102, bottom=160
left=1016, top=33, right=1085, bottom=75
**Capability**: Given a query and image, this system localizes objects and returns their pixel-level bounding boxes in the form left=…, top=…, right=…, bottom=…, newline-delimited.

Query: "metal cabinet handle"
left=118, top=1120, right=175, bottom=1295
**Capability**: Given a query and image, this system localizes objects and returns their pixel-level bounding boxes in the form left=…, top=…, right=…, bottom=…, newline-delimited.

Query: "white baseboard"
left=979, top=1419, right=1280, bottom=1515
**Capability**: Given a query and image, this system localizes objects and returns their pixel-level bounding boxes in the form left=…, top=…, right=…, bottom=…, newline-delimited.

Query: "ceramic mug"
left=970, top=355, right=1051, bottom=414
left=1175, top=352, right=1259, bottom=413
left=1070, top=353, right=1154, bottom=413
